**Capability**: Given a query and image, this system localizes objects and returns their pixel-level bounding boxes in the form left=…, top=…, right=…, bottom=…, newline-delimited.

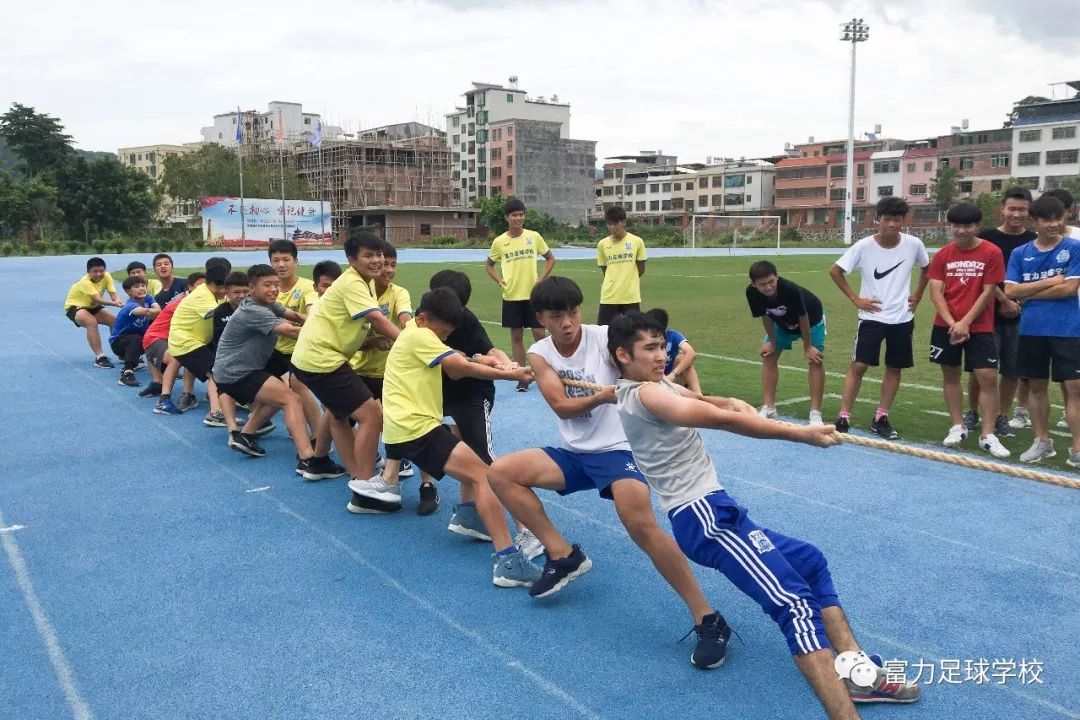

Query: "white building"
left=445, top=79, right=572, bottom=207
left=1011, top=90, right=1080, bottom=192
left=869, top=149, right=904, bottom=202
left=201, top=101, right=341, bottom=148
left=678, top=160, right=776, bottom=216
left=117, top=142, right=204, bottom=222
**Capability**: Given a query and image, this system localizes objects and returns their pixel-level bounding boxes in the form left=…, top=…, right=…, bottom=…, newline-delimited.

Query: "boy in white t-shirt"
left=487, top=276, right=732, bottom=670
left=829, top=196, right=930, bottom=440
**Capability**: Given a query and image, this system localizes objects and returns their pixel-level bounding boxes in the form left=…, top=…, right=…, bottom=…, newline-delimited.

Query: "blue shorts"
left=670, top=491, right=838, bottom=656
left=542, top=447, right=647, bottom=500
left=764, top=317, right=827, bottom=353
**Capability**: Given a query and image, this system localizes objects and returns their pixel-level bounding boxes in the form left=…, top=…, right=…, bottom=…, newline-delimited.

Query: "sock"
left=875, top=407, right=889, bottom=422
left=839, top=411, right=851, bottom=420
left=496, top=545, right=518, bottom=556
left=459, top=501, right=476, bottom=508
left=148, top=382, right=162, bottom=393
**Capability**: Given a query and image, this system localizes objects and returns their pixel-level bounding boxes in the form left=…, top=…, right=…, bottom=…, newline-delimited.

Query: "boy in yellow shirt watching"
left=485, top=198, right=556, bottom=391
left=596, top=206, right=647, bottom=324
left=64, top=256, right=123, bottom=368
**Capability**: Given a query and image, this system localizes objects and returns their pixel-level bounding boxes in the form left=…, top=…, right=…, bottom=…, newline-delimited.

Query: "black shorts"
left=359, top=375, right=384, bottom=400
left=264, top=349, right=292, bottom=378
left=852, top=319, right=914, bottom=369
left=216, top=370, right=274, bottom=406
left=65, top=305, right=103, bottom=326
left=290, top=362, right=373, bottom=420
left=929, top=326, right=998, bottom=371
left=501, top=299, right=542, bottom=329
left=145, top=339, right=169, bottom=372
left=1017, top=336, right=1080, bottom=382
left=175, top=346, right=215, bottom=382
left=385, top=424, right=460, bottom=480
left=597, top=303, right=640, bottom=325
left=994, top=320, right=1021, bottom=378
left=445, top=397, right=496, bottom=465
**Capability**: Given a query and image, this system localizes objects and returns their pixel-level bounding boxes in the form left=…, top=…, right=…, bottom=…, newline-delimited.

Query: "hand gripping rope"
left=558, top=377, right=1080, bottom=491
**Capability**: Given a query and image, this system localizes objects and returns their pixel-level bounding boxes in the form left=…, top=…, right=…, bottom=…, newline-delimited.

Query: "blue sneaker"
left=154, top=397, right=182, bottom=415
left=492, top=549, right=543, bottom=588
left=684, top=612, right=732, bottom=669
left=529, top=544, right=592, bottom=598
left=448, top=503, right=491, bottom=541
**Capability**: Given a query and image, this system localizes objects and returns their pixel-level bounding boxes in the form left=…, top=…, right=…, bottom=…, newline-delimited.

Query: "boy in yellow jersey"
left=290, top=231, right=403, bottom=506
left=596, top=205, right=647, bottom=324
left=485, top=198, right=556, bottom=391
left=64, top=256, right=123, bottom=368
left=126, top=261, right=163, bottom=298
left=166, top=258, right=231, bottom=424
left=312, top=260, right=342, bottom=297
left=349, top=288, right=541, bottom=587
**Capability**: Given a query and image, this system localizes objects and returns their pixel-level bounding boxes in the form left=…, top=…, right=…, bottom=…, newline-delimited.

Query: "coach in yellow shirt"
left=485, top=198, right=555, bottom=390
left=596, top=205, right=647, bottom=324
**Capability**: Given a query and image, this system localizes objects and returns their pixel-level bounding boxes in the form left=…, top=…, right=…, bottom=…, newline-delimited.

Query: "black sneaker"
left=515, top=381, right=529, bottom=393
left=138, top=382, right=162, bottom=399
left=995, top=414, right=1015, bottom=438
left=963, top=409, right=979, bottom=431
left=683, top=612, right=733, bottom=670
left=117, top=370, right=140, bottom=387
left=529, top=544, right=593, bottom=598
left=835, top=415, right=851, bottom=433
left=228, top=431, right=266, bottom=457
left=870, top=414, right=899, bottom=440
left=297, top=456, right=346, bottom=481
left=253, top=420, right=275, bottom=436
left=417, top=481, right=440, bottom=516
left=346, top=490, right=401, bottom=514
left=94, top=356, right=115, bottom=369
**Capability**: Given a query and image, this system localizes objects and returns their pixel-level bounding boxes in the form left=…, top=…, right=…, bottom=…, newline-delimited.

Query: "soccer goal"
left=683, top=214, right=782, bottom=254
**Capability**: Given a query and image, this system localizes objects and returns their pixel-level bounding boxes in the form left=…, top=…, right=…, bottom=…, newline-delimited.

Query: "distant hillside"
left=0, top=138, right=115, bottom=176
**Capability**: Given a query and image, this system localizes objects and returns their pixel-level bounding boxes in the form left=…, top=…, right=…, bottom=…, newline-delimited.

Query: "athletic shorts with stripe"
left=445, top=397, right=496, bottom=465
left=670, top=491, right=838, bottom=656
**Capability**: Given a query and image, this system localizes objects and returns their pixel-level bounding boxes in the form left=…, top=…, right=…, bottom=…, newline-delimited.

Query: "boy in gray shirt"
left=609, top=311, right=920, bottom=718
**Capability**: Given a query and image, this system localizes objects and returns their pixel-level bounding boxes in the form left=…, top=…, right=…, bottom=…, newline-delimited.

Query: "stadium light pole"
left=840, top=17, right=869, bottom=246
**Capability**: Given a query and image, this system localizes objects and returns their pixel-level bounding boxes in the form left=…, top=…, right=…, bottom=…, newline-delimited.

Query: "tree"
left=0, top=172, right=62, bottom=241
left=1003, top=95, right=1051, bottom=128
left=473, top=192, right=509, bottom=235
left=930, top=165, right=962, bottom=214
left=0, top=103, right=73, bottom=177
left=162, top=144, right=309, bottom=206
left=975, top=193, right=999, bottom=229
left=56, top=155, right=160, bottom=238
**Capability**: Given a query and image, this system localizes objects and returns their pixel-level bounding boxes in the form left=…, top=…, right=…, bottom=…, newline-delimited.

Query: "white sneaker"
left=808, top=410, right=824, bottom=426
left=514, top=527, right=545, bottom=561
left=979, top=434, right=1011, bottom=459
left=943, top=424, right=968, bottom=447
left=1019, top=439, right=1056, bottom=464
left=1056, top=415, right=1069, bottom=429
left=1008, top=408, right=1031, bottom=429
left=348, top=475, right=402, bottom=503
left=758, top=405, right=778, bottom=420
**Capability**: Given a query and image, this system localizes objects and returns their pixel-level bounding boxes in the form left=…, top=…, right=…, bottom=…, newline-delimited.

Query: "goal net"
left=682, top=214, right=782, bottom=253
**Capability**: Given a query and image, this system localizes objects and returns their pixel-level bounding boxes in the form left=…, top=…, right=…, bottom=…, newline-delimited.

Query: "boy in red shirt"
left=928, top=203, right=1008, bottom=457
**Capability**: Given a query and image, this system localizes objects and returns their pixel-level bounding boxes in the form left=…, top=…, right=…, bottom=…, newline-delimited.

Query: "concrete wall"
left=515, top=122, right=596, bottom=225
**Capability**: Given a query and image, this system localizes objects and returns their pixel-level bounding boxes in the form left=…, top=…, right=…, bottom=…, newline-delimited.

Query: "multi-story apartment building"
left=936, top=127, right=1013, bottom=198
left=902, top=146, right=940, bottom=221
left=201, top=101, right=341, bottom=148
left=674, top=160, right=776, bottom=216
left=117, top=142, right=204, bottom=221
left=823, top=150, right=872, bottom=224
left=594, top=152, right=684, bottom=222
left=773, top=156, right=828, bottom=225
left=1010, top=90, right=1080, bottom=192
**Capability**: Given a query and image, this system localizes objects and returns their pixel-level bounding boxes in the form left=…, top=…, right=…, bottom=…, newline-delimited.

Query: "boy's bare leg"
left=794, top=650, right=862, bottom=720
left=444, top=443, right=512, bottom=550
left=489, top=449, right=571, bottom=558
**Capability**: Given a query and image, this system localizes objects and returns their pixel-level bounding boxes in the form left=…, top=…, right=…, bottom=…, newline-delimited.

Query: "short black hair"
left=1002, top=187, right=1033, bottom=205
left=87, top=257, right=106, bottom=271
left=429, top=269, right=472, bottom=306
left=530, top=276, right=583, bottom=314
left=205, top=256, right=232, bottom=275
left=268, top=239, right=298, bottom=259
left=748, top=260, right=778, bottom=281
left=186, top=271, right=205, bottom=286
left=605, top=206, right=627, bottom=223
left=503, top=198, right=527, bottom=216
left=644, top=307, right=669, bottom=330
left=876, top=196, right=910, bottom=218
left=122, top=275, right=146, bottom=292
left=205, top=265, right=229, bottom=286
left=126, top=261, right=146, bottom=274
left=1030, top=195, right=1066, bottom=221
left=152, top=253, right=173, bottom=266
left=312, top=260, right=342, bottom=284
left=344, top=229, right=383, bottom=259
left=224, top=271, right=250, bottom=288
left=417, top=287, right=464, bottom=329
left=1043, top=188, right=1075, bottom=211
left=382, top=241, right=397, bottom=259
left=608, top=311, right=665, bottom=372
left=946, top=202, right=982, bottom=225
left=247, top=264, right=277, bottom=281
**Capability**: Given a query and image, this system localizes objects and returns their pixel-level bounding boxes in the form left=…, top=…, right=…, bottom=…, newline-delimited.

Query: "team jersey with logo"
left=350, top=283, right=413, bottom=378
left=597, top=233, right=647, bottom=304
left=927, top=240, right=1004, bottom=333
left=489, top=230, right=550, bottom=301
left=274, top=277, right=318, bottom=355
left=291, top=267, right=380, bottom=374
left=1005, top=236, right=1080, bottom=337
left=835, top=233, right=929, bottom=324
left=381, top=320, right=457, bottom=445
left=64, top=273, right=116, bottom=309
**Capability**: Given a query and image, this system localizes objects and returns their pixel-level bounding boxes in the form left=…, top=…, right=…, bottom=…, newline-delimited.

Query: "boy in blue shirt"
left=110, top=276, right=160, bottom=387
left=644, top=308, right=702, bottom=394
left=1004, top=194, right=1080, bottom=465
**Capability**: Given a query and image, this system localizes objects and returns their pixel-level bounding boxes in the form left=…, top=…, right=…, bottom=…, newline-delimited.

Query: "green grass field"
left=162, top=254, right=1077, bottom=473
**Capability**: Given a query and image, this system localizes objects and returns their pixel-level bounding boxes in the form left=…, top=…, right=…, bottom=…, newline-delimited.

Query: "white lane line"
left=0, top=507, right=92, bottom=720
left=774, top=396, right=811, bottom=408
left=0, top=524, right=27, bottom=533
left=245, top=486, right=271, bottom=493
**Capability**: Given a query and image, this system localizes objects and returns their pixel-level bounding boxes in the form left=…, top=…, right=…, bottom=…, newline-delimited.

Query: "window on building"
left=137, top=154, right=142, bottom=161
left=711, top=175, right=723, bottom=187
left=959, top=181, right=973, bottom=193
left=990, top=153, right=1009, bottom=168
left=906, top=162, right=916, bottom=172
left=959, top=157, right=974, bottom=170
left=636, top=184, right=646, bottom=194
left=507, top=126, right=513, bottom=136
left=1017, top=176, right=1039, bottom=188
left=452, top=135, right=460, bottom=145
left=304, top=117, right=311, bottom=125
left=461, top=142, right=466, bottom=152
left=129, top=154, right=136, bottom=164
left=602, top=186, right=613, bottom=196
left=746, top=195, right=752, bottom=203
left=452, top=117, right=460, bottom=127
left=724, top=175, right=745, bottom=188
left=940, top=158, right=950, bottom=168
left=506, top=93, right=514, bottom=103
left=506, top=140, right=513, bottom=152
left=1046, top=175, right=1074, bottom=190
left=1017, top=152, right=1041, bottom=166
left=698, top=177, right=707, bottom=188
left=468, top=160, right=475, bottom=172
left=813, top=208, right=829, bottom=223
left=661, top=182, right=671, bottom=192
left=673, top=182, right=681, bottom=191
left=856, top=187, right=865, bottom=201
left=1047, top=149, right=1079, bottom=164
left=831, top=165, right=846, bottom=178
left=873, top=160, right=900, bottom=174
left=711, top=194, right=722, bottom=207
left=991, top=179, right=1003, bottom=191
left=650, top=183, right=660, bottom=193
left=636, top=201, right=646, bottom=212
left=468, top=142, right=475, bottom=154
left=491, top=148, right=501, bottom=161
left=461, top=160, right=467, bottom=170
left=650, top=201, right=660, bottom=211
left=924, top=161, right=933, bottom=171
left=1018, top=129, right=1042, bottom=142
left=477, top=130, right=488, bottom=143
left=909, top=184, right=927, bottom=195
left=746, top=175, right=753, bottom=184
left=671, top=198, right=684, bottom=209
left=507, top=156, right=513, bottom=168
left=1052, top=126, right=1077, bottom=140
left=468, top=123, right=475, bottom=136
left=603, top=169, right=614, bottom=180
left=698, top=195, right=708, bottom=207
left=491, top=167, right=501, bottom=179
left=477, top=147, right=486, bottom=163
left=877, top=186, right=894, bottom=198
left=507, top=175, right=512, bottom=188
left=830, top=188, right=846, bottom=201
left=420, top=224, right=431, bottom=235
left=724, top=194, right=744, bottom=205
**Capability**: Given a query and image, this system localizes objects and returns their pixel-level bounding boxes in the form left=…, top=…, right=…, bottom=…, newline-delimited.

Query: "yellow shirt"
left=488, top=230, right=550, bottom=301
left=382, top=320, right=457, bottom=444
left=64, top=274, right=116, bottom=309
left=168, top=283, right=221, bottom=356
left=274, top=277, right=318, bottom=355
left=350, top=283, right=413, bottom=378
left=291, top=267, right=380, bottom=374
left=597, top=233, right=647, bottom=304
left=146, top=278, right=163, bottom=297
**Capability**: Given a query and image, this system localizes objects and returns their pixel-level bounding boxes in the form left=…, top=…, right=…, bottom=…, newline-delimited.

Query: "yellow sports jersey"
left=274, top=277, right=318, bottom=355
left=350, top=283, right=413, bottom=378
left=63, top=274, right=116, bottom=309
left=168, top=283, right=221, bottom=356
left=488, top=230, right=550, bottom=301
left=291, top=267, right=380, bottom=374
left=382, top=320, right=457, bottom=444
left=146, top=278, right=163, bottom=297
left=597, top=233, right=647, bottom=304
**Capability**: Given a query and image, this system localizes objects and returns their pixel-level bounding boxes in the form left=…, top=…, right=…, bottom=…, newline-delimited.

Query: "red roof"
left=775, top=156, right=827, bottom=167
left=824, top=151, right=873, bottom=163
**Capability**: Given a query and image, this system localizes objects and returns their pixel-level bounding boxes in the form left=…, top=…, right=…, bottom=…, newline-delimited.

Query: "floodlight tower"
left=840, top=17, right=869, bottom=245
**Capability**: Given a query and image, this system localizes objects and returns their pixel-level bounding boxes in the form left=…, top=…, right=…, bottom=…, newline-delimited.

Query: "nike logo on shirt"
left=873, top=261, right=905, bottom=279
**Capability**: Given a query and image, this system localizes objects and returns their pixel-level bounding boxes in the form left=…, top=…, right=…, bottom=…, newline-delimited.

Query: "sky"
left=4, top=0, right=1078, bottom=166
